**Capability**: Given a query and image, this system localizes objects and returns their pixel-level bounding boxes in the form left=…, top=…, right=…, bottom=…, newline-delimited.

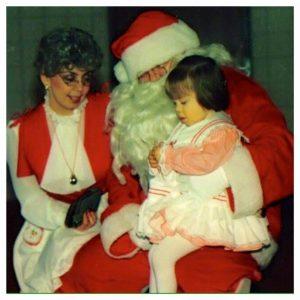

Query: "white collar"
left=43, top=93, right=88, bottom=125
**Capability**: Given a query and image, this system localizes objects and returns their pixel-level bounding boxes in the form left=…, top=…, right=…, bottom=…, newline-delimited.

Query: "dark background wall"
left=6, top=6, right=293, bottom=130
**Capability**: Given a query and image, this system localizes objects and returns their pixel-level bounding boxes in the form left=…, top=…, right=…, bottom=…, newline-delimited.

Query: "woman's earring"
left=44, top=85, right=50, bottom=98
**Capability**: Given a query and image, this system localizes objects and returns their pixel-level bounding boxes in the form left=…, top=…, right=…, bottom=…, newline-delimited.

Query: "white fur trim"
left=223, top=146, right=263, bottom=218
left=120, top=20, right=200, bottom=81
left=100, top=203, right=140, bottom=258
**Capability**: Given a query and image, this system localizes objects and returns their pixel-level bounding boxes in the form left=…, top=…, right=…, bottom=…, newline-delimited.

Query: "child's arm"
left=161, top=126, right=239, bottom=175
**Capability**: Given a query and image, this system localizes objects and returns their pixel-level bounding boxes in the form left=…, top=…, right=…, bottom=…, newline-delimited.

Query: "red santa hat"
left=112, top=11, right=200, bottom=83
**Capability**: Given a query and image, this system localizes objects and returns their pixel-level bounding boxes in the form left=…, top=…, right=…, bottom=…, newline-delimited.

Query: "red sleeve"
left=16, top=117, right=35, bottom=177
left=101, top=166, right=144, bottom=222
left=223, top=67, right=293, bottom=208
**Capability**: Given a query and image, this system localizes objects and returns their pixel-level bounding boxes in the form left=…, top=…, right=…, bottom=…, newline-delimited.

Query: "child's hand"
left=148, top=143, right=163, bottom=168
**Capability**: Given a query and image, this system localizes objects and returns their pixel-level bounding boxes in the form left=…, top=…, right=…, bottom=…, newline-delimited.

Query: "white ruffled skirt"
left=137, top=190, right=270, bottom=251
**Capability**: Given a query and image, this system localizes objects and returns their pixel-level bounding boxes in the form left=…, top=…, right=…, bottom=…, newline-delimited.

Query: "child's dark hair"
left=34, top=27, right=102, bottom=76
left=165, top=55, right=229, bottom=111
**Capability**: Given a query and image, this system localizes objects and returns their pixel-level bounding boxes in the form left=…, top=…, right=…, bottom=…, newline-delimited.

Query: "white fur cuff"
left=100, top=203, right=140, bottom=258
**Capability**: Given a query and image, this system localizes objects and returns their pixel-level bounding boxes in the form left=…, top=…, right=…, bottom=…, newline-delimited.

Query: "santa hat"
left=112, top=11, right=200, bottom=83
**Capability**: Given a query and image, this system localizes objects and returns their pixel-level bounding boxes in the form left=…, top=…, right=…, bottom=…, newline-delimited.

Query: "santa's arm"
left=100, top=166, right=145, bottom=257
left=7, top=123, right=69, bottom=230
left=223, top=67, right=294, bottom=207
left=226, top=67, right=293, bottom=269
left=223, top=67, right=293, bottom=247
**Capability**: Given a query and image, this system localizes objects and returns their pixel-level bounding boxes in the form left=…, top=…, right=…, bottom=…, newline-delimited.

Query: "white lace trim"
left=43, top=92, right=88, bottom=124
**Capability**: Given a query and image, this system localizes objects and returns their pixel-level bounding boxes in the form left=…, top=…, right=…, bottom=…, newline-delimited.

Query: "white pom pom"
left=114, top=61, right=130, bottom=83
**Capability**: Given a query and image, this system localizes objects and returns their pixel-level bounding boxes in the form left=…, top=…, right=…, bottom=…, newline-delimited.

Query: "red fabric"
left=60, top=235, right=149, bottom=293
left=176, top=247, right=261, bottom=292
left=17, top=105, right=51, bottom=180
left=59, top=68, right=293, bottom=293
left=16, top=93, right=112, bottom=203
left=111, top=11, right=177, bottom=58
left=84, top=93, right=111, bottom=182
left=100, top=166, right=144, bottom=222
left=99, top=166, right=145, bottom=255
left=223, top=67, right=293, bottom=239
left=60, top=235, right=260, bottom=293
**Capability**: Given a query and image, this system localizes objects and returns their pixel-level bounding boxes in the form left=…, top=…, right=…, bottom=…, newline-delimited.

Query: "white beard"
left=107, top=75, right=178, bottom=191
left=107, top=44, right=232, bottom=191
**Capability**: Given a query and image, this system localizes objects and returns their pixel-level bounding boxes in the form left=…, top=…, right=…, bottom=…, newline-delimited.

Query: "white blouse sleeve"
left=7, top=123, right=69, bottom=230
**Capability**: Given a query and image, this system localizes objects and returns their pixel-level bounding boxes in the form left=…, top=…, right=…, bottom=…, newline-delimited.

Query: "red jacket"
left=101, top=67, right=293, bottom=255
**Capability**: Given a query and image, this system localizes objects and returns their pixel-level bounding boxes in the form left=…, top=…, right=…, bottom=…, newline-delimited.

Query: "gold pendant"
left=70, top=174, right=78, bottom=185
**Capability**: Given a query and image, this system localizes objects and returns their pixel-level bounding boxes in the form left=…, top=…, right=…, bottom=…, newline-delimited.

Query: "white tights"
left=148, top=233, right=199, bottom=293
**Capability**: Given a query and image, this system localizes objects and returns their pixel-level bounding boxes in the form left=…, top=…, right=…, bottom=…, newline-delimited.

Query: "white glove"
left=251, top=236, right=278, bottom=269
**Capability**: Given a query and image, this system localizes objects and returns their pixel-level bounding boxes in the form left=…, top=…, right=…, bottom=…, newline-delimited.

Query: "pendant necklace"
left=51, top=114, right=82, bottom=185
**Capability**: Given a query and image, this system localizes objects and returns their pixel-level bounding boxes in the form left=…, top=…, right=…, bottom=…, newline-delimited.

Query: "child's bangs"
left=165, top=77, right=193, bottom=100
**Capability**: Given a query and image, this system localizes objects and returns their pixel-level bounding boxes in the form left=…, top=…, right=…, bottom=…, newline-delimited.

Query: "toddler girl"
left=137, top=55, right=270, bottom=293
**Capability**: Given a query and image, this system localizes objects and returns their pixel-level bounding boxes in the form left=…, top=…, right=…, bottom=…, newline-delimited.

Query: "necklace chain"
left=50, top=114, right=82, bottom=184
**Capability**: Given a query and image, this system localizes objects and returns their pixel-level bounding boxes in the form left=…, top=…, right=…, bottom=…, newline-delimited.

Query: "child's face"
left=174, top=91, right=210, bottom=126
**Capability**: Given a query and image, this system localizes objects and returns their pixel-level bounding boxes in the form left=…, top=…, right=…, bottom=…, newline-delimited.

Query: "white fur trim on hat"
left=100, top=203, right=140, bottom=258
left=119, top=20, right=200, bottom=82
left=223, top=146, right=263, bottom=218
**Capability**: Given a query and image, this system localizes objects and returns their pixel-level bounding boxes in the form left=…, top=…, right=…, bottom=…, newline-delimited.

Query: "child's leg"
left=148, top=233, right=199, bottom=293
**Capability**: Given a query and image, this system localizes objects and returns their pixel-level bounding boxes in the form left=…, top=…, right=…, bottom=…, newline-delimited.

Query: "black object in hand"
left=65, top=187, right=103, bottom=228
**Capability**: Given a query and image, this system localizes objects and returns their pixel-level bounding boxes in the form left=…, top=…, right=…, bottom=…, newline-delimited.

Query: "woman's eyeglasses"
left=58, top=71, right=94, bottom=87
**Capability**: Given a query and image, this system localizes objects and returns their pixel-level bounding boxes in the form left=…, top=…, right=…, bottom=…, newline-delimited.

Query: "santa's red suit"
left=59, top=11, right=293, bottom=293
left=60, top=66, right=292, bottom=293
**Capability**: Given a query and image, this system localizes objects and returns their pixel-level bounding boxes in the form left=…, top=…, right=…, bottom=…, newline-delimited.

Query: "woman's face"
left=41, top=67, right=93, bottom=115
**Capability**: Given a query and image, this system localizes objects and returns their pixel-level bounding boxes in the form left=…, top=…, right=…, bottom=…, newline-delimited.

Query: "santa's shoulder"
left=222, top=66, right=268, bottom=95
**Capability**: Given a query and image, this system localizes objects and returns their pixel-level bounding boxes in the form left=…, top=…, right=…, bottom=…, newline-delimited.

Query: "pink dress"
left=138, top=112, right=270, bottom=251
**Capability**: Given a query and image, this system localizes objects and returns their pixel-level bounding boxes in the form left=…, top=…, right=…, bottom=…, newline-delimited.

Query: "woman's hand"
left=148, top=143, right=163, bottom=168
left=75, top=211, right=97, bottom=232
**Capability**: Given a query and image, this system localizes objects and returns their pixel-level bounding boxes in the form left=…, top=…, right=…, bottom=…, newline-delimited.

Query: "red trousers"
left=59, top=234, right=260, bottom=293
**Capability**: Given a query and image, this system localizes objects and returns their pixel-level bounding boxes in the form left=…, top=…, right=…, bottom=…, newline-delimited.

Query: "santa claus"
left=100, top=10, right=293, bottom=292
left=56, top=10, right=293, bottom=293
